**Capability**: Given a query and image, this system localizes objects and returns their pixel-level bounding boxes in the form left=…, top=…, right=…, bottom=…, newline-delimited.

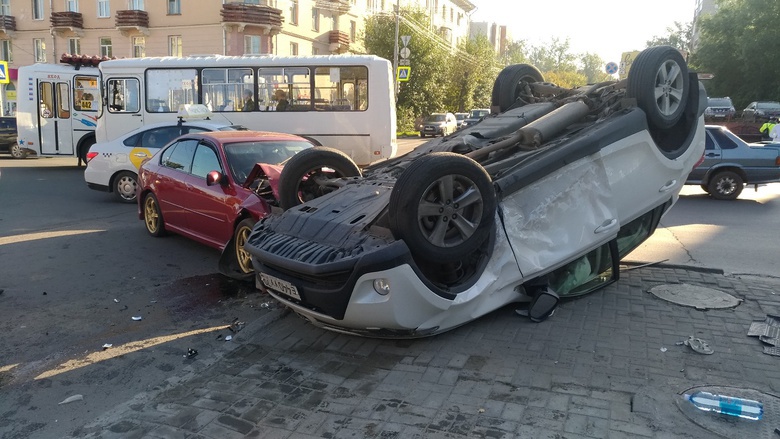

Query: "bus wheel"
left=78, top=138, right=95, bottom=167
left=278, top=147, right=362, bottom=210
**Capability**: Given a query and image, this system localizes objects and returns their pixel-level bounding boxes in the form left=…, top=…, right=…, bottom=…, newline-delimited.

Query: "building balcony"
left=115, top=9, right=149, bottom=36
left=221, top=3, right=282, bottom=34
left=51, top=11, right=83, bottom=37
left=328, top=30, right=350, bottom=54
left=315, top=0, right=350, bottom=14
left=0, top=15, right=15, bottom=37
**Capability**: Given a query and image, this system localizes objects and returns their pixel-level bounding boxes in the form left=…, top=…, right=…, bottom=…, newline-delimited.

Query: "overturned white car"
left=245, top=46, right=707, bottom=337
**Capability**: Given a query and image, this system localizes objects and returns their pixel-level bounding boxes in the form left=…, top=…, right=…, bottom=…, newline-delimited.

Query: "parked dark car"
left=463, top=108, right=490, bottom=127
left=137, top=130, right=326, bottom=277
left=0, top=116, right=25, bottom=159
left=742, top=101, right=780, bottom=122
left=686, top=125, right=780, bottom=200
left=245, top=46, right=707, bottom=338
left=704, top=97, right=736, bottom=120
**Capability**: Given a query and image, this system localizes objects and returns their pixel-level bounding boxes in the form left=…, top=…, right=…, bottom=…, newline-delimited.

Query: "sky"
left=468, top=0, right=697, bottom=64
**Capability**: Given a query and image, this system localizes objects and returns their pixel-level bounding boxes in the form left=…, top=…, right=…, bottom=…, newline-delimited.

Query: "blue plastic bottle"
left=684, top=391, right=763, bottom=420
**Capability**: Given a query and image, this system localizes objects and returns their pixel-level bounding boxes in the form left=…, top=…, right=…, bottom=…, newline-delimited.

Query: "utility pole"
left=393, top=0, right=400, bottom=100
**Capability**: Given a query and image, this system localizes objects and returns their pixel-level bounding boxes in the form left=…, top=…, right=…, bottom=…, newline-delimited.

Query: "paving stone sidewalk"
left=71, top=265, right=780, bottom=439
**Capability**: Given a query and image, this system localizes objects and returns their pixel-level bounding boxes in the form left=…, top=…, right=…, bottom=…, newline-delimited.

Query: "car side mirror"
left=206, top=170, right=223, bottom=186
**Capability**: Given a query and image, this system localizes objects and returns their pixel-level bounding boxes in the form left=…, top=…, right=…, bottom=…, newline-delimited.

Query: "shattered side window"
left=547, top=244, right=614, bottom=298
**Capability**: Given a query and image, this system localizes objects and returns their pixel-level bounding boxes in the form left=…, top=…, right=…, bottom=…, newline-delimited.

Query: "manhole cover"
left=676, top=385, right=779, bottom=438
left=648, top=283, right=741, bottom=309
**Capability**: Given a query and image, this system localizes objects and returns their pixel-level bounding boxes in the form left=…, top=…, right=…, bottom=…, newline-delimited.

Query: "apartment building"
left=0, top=0, right=475, bottom=115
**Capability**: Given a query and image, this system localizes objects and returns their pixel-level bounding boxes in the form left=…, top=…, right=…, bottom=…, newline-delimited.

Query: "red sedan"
left=137, top=130, right=314, bottom=277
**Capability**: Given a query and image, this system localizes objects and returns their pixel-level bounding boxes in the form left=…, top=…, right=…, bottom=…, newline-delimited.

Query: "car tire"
left=491, top=64, right=545, bottom=113
left=234, top=218, right=256, bottom=274
left=143, top=192, right=166, bottom=237
left=113, top=171, right=138, bottom=204
left=707, top=170, right=744, bottom=200
left=9, top=144, right=28, bottom=159
left=278, top=146, right=362, bottom=210
left=388, top=152, right=496, bottom=263
left=627, top=46, right=690, bottom=130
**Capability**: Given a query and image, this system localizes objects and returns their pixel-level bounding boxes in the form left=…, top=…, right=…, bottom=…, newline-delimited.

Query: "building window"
left=132, top=36, right=145, bottom=57
left=244, top=35, right=261, bottom=54
left=0, top=0, right=10, bottom=15
left=169, top=36, right=182, bottom=57
left=100, top=37, right=112, bottom=57
left=34, top=38, right=46, bottom=62
left=129, top=0, right=144, bottom=11
left=290, top=42, right=298, bottom=56
left=68, top=38, right=80, bottom=55
left=98, top=0, right=110, bottom=17
left=66, top=0, right=79, bottom=12
left=350, top=20, right=356, bottom=42
left=33, top=0, right=44, bottom=20
left=0, top=40, right=12, bottom=62
left=167, top=0, right=180, bottom=15
left=311, top=7, right=319, bottom=32
left=289, top=0, right=298, bottom=25
left=244, top=0, right=260, bottom=3
left=312, top=46, right=319, bottom=55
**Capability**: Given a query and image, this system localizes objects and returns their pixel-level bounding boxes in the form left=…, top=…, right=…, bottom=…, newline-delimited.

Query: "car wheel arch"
left=703, top=165, right=748, bottom=185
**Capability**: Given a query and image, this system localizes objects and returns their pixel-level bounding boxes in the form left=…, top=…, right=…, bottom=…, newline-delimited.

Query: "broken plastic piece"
left=102, top=343, right=112, bottom=350
left=131, top=316, right=142, bottom=321
left=225, top=335, right=233, bottom=341
left=113, top=298, right=119, bottom=303
left=683, top=336, right=714, bottom=354
left=58, top=394, right=84, bottom=405
left=228, top=319, right=245, bottom=333
left=660, top=347, right=668, bottom=352
left=184, top=348, right=198, bottom=359
left=260, top=302, right=272, bottom=309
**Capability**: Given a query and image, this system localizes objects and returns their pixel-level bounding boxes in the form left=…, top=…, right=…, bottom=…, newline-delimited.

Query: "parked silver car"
left=420, top=112, right=458, bottom=137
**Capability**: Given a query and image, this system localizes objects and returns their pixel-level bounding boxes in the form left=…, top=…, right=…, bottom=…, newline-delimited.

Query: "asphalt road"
left=0, top=155, right=281, bottom=439
left=1, top=146, right=779, bottom=437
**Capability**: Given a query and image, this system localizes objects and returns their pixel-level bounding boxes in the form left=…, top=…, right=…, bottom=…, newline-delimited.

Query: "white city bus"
left=97, top=54, right=397, bottom=166
left=16, top=63, right=101, bottom=164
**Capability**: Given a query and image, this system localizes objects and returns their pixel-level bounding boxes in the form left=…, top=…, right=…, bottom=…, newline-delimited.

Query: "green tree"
left=363, top=7, right=450, bottom=127
left=579, top=52, right=613, bottom=84
left=646, top=21, right=693, bottom=53
left=442, top=35, right=498, bottom=112
left=690, top=0, right=780, bottom=110
left=503, top=40, right=529, bottom=66
left=528, top=38, right=578, bottom=73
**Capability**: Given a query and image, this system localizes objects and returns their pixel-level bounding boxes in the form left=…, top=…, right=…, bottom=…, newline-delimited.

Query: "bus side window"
left=108, top=78, right=140, bottom=113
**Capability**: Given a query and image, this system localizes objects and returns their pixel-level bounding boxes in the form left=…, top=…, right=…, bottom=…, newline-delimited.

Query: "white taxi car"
left=84, top=106, right=244, bottom=203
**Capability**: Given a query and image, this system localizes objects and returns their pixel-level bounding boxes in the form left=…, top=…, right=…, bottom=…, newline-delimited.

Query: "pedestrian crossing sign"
left=0, top=61, right=7, bottom=84
left=397, top=66, right=411, bottom=82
